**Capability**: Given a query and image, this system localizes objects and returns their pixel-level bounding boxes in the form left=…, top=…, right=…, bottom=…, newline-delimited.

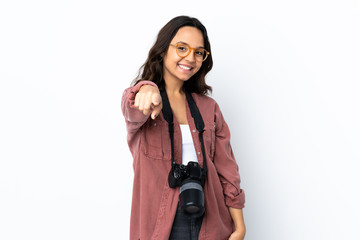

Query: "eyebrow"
left=177, top=41, right=205, bottom=49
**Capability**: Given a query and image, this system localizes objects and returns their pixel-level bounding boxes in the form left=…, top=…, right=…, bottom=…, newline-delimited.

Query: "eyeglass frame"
left=169, top=42, right=210, bottom=62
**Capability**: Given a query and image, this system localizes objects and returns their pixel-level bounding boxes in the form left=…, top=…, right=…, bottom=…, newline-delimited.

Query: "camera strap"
left=160, top=90, right=207, bottom=175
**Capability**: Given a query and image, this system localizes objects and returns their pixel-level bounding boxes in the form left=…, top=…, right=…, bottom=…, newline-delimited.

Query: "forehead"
left=171, top=26, right=204, bottom=48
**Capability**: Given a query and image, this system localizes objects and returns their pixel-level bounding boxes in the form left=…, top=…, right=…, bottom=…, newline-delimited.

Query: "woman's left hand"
left=228, top=229, right=246, bottom=240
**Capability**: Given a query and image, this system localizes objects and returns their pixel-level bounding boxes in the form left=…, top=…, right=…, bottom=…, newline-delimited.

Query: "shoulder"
left=192, top=93, right=222, bottom=113
left=191, top=93, right=224, bottom=124
left=192, top=93, right=217, bottom=106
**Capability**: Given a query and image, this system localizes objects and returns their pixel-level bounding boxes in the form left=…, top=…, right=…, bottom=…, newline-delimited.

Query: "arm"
left=212, top=102, right=245, bottom=209
left=211, top=102, right=246, bottom=238
left=228, top=207, right=246, bottom=240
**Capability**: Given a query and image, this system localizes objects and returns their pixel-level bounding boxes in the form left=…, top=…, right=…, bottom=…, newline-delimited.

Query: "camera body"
left=168, top=161, right=206, bottom=217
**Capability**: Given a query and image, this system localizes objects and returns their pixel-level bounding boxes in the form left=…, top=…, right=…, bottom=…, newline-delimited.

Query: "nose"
left=185, top=49, right=196, bottom=62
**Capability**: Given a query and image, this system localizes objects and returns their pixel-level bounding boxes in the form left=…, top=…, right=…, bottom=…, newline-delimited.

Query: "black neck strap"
left=160, top=90, right=207, bottom=174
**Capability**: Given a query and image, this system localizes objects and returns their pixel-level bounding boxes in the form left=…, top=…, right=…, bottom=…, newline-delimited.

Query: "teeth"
left=179, top=64, right=191, bottom=70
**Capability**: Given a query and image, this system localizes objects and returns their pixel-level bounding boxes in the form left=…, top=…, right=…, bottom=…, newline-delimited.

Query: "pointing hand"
left=134, top=85, right=162, bottom=119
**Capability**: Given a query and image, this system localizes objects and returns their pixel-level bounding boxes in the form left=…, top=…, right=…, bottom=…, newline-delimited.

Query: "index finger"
left=151, top=103, right=163, bottom=119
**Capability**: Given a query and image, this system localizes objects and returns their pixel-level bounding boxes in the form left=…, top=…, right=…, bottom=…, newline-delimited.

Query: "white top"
left=180, top=124, right=198, bottom=165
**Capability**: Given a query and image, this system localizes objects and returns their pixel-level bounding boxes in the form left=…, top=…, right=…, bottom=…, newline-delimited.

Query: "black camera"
left=168, top=161, right=206, bottom=217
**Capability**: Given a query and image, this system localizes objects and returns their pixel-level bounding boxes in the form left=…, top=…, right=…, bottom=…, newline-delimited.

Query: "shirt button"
left=197, top=151, right=201, bottom=155
left=153, top=123, right=157, bottom=126
left=192, top=129, right=196, bottom=133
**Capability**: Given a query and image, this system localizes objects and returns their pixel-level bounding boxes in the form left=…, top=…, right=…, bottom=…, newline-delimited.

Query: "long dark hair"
left=133, top=16, right=213, bottom=95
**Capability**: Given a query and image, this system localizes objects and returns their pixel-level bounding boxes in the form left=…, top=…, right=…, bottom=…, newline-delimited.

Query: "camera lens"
left=179, top=180, right=205, bottom=217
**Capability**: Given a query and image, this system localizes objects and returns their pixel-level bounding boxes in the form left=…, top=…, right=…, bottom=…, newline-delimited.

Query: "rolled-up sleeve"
left=213, top=102, right=245, bottom=209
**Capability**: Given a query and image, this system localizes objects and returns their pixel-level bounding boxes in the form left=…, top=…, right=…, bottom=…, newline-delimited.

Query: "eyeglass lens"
left=175, top=43, right=207, bottom=61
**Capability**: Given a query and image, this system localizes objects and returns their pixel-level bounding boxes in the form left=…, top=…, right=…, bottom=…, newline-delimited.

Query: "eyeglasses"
left=170, top=42, right=210, bottom=62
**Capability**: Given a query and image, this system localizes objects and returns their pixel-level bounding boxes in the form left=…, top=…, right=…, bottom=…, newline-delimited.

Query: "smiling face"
left=163, top=26, right=204, bottom=86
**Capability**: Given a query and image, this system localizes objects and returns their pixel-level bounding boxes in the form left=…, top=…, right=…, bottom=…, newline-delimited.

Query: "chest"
left=168, top=96, right=188, bottom=124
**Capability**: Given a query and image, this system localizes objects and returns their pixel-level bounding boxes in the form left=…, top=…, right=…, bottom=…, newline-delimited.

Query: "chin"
left=177, top=74, right=195, bottom=82
left=179, top=78, right=192, bottom=83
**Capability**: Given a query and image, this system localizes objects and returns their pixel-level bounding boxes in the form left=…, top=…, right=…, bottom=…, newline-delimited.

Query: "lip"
left=177, top=63, right=194, bottom=72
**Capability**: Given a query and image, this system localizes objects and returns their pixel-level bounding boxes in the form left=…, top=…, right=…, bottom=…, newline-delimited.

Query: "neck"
left=164, top=78, right=184, bottom=96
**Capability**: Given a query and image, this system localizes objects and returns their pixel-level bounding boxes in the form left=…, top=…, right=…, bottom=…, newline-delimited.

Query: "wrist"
left=234, top=224, right=246, bottom=232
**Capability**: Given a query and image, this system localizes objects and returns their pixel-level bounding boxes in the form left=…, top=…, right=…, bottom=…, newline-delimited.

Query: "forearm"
left=229, top=207, right=246, bottom=235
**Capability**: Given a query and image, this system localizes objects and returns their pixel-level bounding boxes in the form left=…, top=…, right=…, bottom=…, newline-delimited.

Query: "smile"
left=178, top=64, right=193, bottom=71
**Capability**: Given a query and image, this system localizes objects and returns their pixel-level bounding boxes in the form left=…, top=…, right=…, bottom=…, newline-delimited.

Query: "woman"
left=121, top=16, right=245, bottom=240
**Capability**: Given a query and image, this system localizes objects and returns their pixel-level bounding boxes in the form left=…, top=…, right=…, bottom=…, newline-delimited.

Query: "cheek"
left=163, top=56, right=176, bottom=70
left=164, top=50, right=181, bottom=63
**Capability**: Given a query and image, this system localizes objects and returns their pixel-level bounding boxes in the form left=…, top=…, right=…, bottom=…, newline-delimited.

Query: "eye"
left=177, top=45, right=188, bottom=52
left=195, top=50, right=205, bottom=56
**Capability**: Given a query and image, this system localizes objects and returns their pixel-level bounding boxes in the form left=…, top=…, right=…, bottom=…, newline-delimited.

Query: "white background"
left=1, top=0, right=359, bottom=239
